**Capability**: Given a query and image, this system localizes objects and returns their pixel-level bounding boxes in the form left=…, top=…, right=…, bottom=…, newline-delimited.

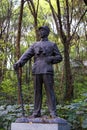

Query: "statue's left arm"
left=52, top=43, right=62, bottom=64
left=46, top=43, right=62, bottom=64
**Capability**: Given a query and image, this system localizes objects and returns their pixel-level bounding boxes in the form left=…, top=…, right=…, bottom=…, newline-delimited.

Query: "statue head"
left=38, top=26, right=50, bottom=38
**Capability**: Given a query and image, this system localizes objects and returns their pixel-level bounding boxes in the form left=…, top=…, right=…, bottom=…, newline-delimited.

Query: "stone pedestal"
left=11, top=117, right=71, bottom=130
left=11, top=123, right=70, bottom=130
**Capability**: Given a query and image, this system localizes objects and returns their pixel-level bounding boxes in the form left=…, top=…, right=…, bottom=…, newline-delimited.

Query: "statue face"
left=39, top=28, right=49, bottom=38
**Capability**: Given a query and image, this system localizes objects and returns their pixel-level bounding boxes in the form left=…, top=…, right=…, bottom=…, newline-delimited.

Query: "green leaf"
left=82, top=119, right=87, bottom=128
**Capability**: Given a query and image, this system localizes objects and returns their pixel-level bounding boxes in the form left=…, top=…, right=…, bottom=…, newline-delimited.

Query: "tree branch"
left=65, top=0, right=70, bottom=37
left=45, top=0, right=59, bottom=32
left=56, top=0, right=66, bottom=43
left=36, top=0, right=40, bottom=14
left=26, top=0, right=34, bottom=16
left=70, top=0, right=74, bottom=25
left=69, top=9, right=87, bottom=42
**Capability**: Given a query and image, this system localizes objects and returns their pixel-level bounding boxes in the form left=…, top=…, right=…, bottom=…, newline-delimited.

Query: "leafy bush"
left=0, top=97, right=87, bottom=130
left=0, top=105, right=23, bottom=130
left=56, top=98, right=87, bottom=130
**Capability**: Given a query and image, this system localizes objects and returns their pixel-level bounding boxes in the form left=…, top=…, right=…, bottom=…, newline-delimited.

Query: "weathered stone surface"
left=11, top=116, right=71, bottom=130
left=15, top=116, right=67, bottom=124
left=11, top=122, right=71, bottom=130
left=11, top=123, right=57, bottom=130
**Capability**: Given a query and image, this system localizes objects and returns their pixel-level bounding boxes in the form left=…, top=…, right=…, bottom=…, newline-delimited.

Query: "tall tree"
left=46, top=0, right=87, bottom=100
left=16, top=0, right=24, bottom=104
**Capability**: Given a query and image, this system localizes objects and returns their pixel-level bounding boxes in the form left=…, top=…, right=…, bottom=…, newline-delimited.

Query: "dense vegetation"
left=0, top=0, right=87, bottom=130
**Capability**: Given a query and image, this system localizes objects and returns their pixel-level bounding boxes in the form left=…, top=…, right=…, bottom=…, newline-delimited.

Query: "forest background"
left=0, top=0, right=87, bottom=130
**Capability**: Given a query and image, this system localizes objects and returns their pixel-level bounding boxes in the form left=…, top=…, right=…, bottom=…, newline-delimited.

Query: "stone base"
left=11, top=123, right=70, bottom=130
left=11, top=116, right=71, bottom=130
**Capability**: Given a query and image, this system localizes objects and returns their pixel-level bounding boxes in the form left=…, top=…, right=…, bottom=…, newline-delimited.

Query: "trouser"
left=33, top=74, right=56, bottom=115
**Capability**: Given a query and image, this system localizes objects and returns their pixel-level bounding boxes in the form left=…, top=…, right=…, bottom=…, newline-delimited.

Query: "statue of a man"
left=14, top=26, right=62, bottom=118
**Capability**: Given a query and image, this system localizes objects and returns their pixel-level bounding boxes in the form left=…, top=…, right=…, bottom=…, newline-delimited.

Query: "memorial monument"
left=12, top=26, right=71, bottom=130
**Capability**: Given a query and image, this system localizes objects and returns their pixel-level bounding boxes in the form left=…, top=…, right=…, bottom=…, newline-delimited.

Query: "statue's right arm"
left=16, top=44, right=34, bottom=67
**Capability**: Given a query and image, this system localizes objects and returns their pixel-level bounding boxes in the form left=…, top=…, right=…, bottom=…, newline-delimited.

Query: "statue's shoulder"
left=31, top=41, right=39, bottom=46
left=34, top=41, right=40, bottom=45
left=48, top=41, right=56, bottom=46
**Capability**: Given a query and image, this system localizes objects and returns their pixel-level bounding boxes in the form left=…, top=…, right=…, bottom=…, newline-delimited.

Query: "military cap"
left=38, top=26, right=50, bottom=33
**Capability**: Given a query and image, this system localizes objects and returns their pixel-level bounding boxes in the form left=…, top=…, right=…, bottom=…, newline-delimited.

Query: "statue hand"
left=46, top=56, right=53, bottom=64
left=13, top=62, right=21, bottom=71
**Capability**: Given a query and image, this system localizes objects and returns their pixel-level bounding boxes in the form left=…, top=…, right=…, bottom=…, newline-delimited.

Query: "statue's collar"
left=41, top=37, right=48, bottom=41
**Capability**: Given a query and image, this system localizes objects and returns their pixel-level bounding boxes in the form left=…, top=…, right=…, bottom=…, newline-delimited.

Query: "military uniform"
left=14, top=26, right=62, bottom=117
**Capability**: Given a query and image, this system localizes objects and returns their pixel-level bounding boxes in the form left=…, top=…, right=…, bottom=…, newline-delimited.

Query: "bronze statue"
left=14, top=26, right=62, bottom=118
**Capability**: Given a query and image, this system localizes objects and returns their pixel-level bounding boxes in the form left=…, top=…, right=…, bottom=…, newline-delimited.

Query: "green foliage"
left=56, top=98, right=87, bottom=130
left=0, top=69, right=34, bottom=105
left=0, top=40, right=6, bottom=60
left=0, top=71, right=17, bottom=104
left=0, top=105, right=22, bottom=130
left=0, top=0, right=9, bottom=19
left=73, top=72, right=87, bottom=101
left=0, top=98, right=87, bottom=130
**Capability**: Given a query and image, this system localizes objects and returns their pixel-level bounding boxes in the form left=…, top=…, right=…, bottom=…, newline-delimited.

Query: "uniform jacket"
left=18, top=39, right=62, bottom=74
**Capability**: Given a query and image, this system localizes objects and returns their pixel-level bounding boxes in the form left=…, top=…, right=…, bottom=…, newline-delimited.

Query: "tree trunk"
left=16, top=0, right=24, bottom=104
left=63, top=42, right=73, bottom=100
